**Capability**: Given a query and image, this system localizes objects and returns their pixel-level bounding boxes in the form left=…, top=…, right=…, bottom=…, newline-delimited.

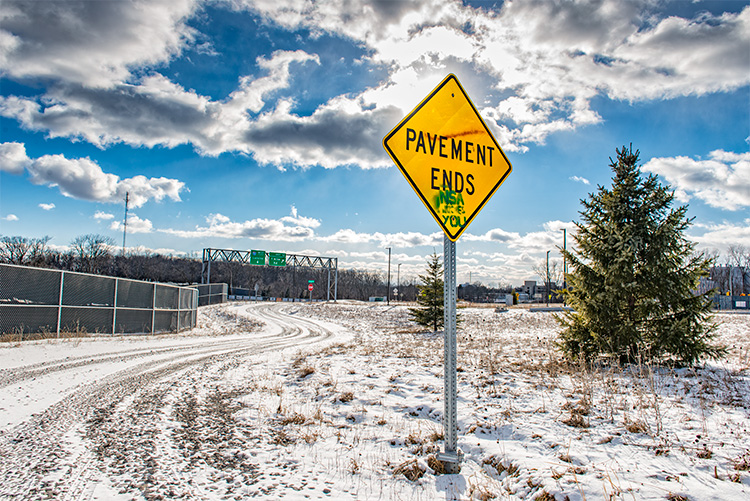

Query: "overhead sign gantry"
left=200, top=248, right=338, bottom=302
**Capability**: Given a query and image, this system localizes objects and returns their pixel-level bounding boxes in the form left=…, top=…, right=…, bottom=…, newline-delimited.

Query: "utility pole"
left=386, top=247, right=392, bottom=305
left=546, top=250, right=550, bottom=307
left=397, top=263, right=401, bottom=302
left=122, top=192, right=129, bottom=256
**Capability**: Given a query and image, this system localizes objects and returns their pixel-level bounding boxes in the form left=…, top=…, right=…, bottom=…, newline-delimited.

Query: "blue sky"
left=1, top=0, right=748, bottom=286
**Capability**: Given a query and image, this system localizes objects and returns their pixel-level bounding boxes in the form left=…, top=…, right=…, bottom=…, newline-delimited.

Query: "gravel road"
left=0, top=302, right=339, bottom=500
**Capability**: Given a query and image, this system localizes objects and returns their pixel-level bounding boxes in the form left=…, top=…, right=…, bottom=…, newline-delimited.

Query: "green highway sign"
left=250, top=250, right=266, bottom=265
left=269, top=252, right=286, bottom=267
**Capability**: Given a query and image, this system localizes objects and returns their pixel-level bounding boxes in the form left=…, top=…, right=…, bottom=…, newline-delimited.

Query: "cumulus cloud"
left=2, top=214, right=19, bottom=221
left=0, top=142, right=185, bottom=207
left=642, top=150, right=750, bottom=210
left=94, top=211, right=115, bottom=220
left=570, top=175, right=590, bottom=185
left=0, top=142, right=30, bottom=174
left=1, top=1, right=746, bottom=168
left=506, top=220, right=577, bottom=253
left=38, top=203, right=55, bottom=210
left=320, top=229, right=441, bottom=247
left=0, top=0, right=197, bottom=87
left=280, top=205, right=321, bottom=228
left=464, top=228, right=521, bottom=243
left=689, top=219, right=750, bottom=252
left=160, top=212, right=316, bottom=241
left=111, top=214, right=153, bottom=234
left=0, top=50, right=322, bottom=156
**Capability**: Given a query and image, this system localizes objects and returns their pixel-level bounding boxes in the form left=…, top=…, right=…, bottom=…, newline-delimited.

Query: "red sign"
left=308, top=284, right=314, bottom=291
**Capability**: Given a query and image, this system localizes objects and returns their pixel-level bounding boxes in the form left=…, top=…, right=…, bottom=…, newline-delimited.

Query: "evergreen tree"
left=558, top=146, right=722, bottom=365
left=409, top=252, right=444, bottom=332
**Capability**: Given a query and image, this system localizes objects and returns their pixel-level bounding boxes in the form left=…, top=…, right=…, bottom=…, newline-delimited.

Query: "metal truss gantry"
left=200, top=248, right=338, bottom=302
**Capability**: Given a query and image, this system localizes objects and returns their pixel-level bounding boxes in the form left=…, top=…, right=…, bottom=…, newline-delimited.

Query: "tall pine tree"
left=409, top=252, right=444, bottom=332
left=559, top=146, right=722, bottom=365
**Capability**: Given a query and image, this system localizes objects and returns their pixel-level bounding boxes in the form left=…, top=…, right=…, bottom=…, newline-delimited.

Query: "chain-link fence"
left=193, top=283, right=228, bottom=306
left=0, top=264, right=198, bottom=336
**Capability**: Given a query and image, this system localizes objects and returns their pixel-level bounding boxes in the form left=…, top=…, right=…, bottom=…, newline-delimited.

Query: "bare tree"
left=71, top=234, right=115, bottom=274
left=532, top=259, right=563, bottom=287
left=727, top=244, right=750, bottom=294
left=0, top=236, right=51, bottom=266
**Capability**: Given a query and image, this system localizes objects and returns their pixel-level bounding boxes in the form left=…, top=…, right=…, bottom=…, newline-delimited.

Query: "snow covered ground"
left=0, top=301, right=748, bottom=500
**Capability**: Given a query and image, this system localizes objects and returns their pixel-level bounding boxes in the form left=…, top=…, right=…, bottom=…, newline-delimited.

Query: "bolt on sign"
left=383, top=74, right=512, bottom=241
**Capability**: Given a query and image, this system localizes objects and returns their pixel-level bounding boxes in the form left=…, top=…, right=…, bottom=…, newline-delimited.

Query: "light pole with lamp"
left=546, top=250, right=550, bottom=307
left=397, top=263, right=401, bottom=302
left=386, top=247, right=392, bottom=305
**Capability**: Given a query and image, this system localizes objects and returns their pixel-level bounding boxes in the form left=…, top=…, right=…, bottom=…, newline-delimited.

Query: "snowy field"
left=0, top=302, right=748, bottom=500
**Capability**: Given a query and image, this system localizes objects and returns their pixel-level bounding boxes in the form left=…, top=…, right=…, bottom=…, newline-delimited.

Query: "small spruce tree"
left=559, top=145, right=722, bottom=365
left=409, top=252, right=444, bottom=332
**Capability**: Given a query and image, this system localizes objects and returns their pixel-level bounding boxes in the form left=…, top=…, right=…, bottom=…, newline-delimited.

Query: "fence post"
left=112, top=278, right=118, bottom=335
left=152, top=283, right=157, bottom=335
left=56, top=270, right=65, bottom=338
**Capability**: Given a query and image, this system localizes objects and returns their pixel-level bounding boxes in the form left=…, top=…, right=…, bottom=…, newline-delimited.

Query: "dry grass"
left=733, top=449, right=750, bottom=470
left=665, top=494, right=689, bottom=501
left=393, top=459, right=425, bottom=481
left=484, top=456, right=520, bottom=477
left=426, top=454, right=445, bottom=475
left=624, top=417, right=648, bottom=434
left=336, top=391, right=354, bottom=403
left=534, top=491, right=555, bottom=501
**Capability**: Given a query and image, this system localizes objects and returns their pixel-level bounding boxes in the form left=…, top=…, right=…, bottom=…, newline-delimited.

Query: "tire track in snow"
left=0, top=302, right=338, bottom=500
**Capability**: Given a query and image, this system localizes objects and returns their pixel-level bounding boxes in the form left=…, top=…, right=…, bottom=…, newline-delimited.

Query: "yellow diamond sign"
left=383, top=74, right=512, bottom=241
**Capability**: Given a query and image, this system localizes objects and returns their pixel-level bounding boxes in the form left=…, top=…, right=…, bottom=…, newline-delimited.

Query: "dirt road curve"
left=0, top=303, right=339, bottom=500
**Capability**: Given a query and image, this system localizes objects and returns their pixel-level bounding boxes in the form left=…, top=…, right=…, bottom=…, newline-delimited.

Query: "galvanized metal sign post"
left=440, top=233, right=460, bottom=472
left=383, top=74, right=512, bottom=473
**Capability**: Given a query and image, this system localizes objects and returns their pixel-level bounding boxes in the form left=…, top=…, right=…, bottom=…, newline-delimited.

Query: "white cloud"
left=38, top=203, right=55, bottom=210
left=111, top=214, right=153, bottom=234
left=280, top=205, right=321, bottom=228
left=0, top=142, right=185, bottom=208
left=1, top=1, right=746, bottom=168
left=0, top=0, right=198, bottom=87
left=94, top=211, right=115, bottom=220
left=642, top=150, right=750, bottom=210
left=570, top=175, right=590, bottom=185
left=506, top=220, right=577, bottom=253
left=319, top=229, right=441, bottom=247
left=689, top=219, right=750, bottom=253
left=0, top=141, right=30, bottom=174
left=2, top=214, right=19, bottom=221
left=464, top=228, right=521, bottom=243
left=161, top=212, right=316, bottom=241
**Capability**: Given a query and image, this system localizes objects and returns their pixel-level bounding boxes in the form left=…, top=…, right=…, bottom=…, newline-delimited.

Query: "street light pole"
left=397, top=263, right=401, bottom=302
left=546, top=250, right=550, bottom=307
left=386, top=247, right=392, bottom=305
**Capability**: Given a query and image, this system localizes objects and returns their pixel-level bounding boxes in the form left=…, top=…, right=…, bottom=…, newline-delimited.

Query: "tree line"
left=0, top=234, right=419, bottom=301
